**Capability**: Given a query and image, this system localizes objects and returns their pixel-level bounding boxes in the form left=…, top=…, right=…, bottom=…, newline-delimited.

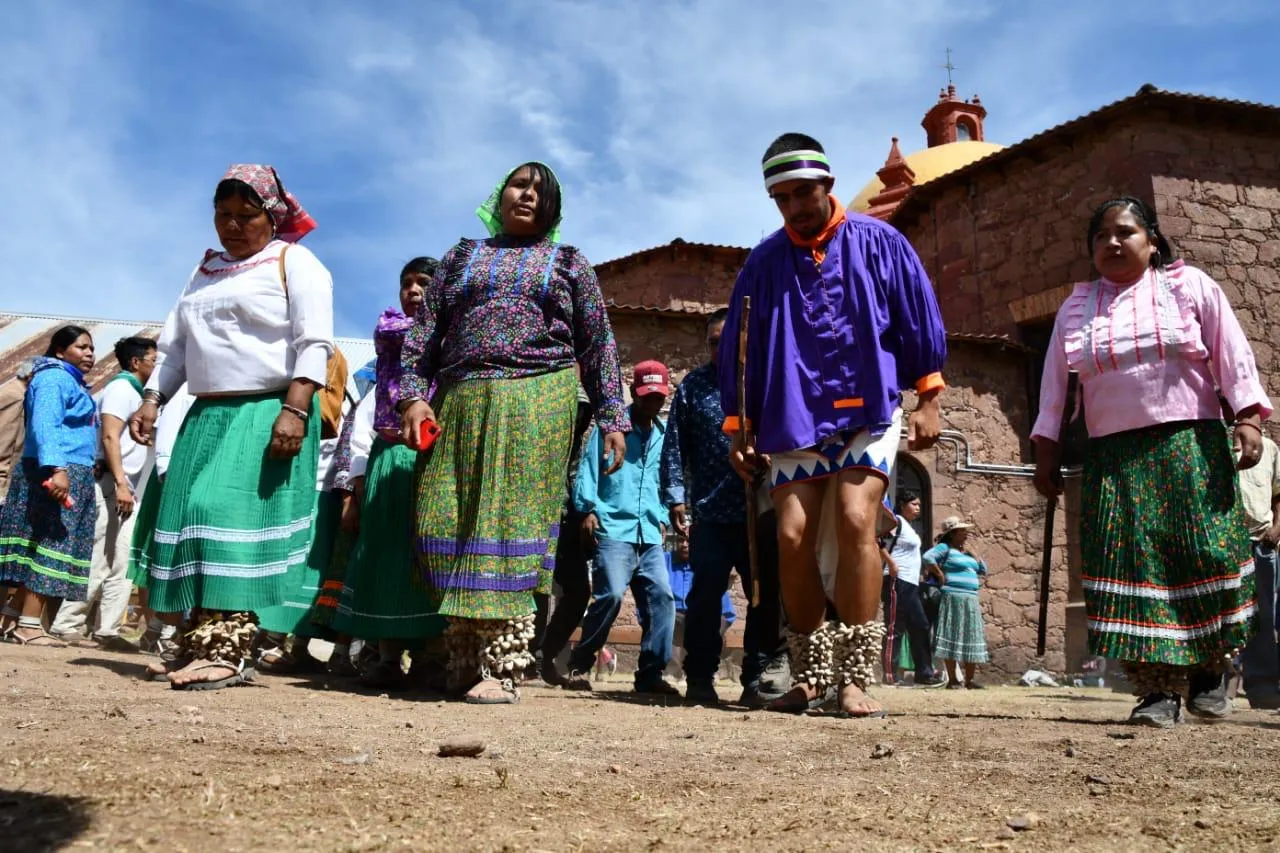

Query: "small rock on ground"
left=1007, top=813, right=1040, bottom=832
left=438, top=735, right=487, bottom=758
left=871, top=742, right=895, bottom=759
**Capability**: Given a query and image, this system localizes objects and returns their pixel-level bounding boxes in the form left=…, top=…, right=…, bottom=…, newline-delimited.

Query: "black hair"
left=45, top=325, right=92, bottom=358
left=705, top=307, right=729, bottom=329
left=114, top=336, right=156, bottom=371
left=1086, top=196, right=1176, bottom=268
left=400, top=256, right=440, bottom=282
left=502, top=162, right=562, bottom=237
left=762, top=133, right=825, bottom=164
left=895, top=489, right=920, bottom=512
left=213, top=179, right=265, bottom=209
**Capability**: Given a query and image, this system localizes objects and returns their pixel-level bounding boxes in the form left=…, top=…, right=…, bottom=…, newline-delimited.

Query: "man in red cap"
left=567, top=360, right=679, bottom=695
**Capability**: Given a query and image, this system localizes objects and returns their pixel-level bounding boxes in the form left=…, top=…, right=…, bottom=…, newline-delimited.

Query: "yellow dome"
left=850, top=140, right=1005, bottom=212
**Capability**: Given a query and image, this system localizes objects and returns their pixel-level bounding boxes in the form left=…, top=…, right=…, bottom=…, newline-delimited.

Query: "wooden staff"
left=1037, top=371, right=1079, bottom=657
left=736, top=296, right=761, bottom=608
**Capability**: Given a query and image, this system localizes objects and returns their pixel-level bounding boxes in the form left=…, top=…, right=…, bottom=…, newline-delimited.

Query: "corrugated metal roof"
left=0, top=312, right=375, bottom=392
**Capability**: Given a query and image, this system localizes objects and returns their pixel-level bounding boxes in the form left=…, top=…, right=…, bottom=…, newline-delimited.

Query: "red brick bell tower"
left=921, top=84, right=987, bottom=146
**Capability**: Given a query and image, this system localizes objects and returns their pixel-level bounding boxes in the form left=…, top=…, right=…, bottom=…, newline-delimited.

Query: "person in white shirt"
left=51, top=337, right=157, bottom=649
left=879, top=490, right=946, bottom=688
left=128, top=164, right=334, bottom=691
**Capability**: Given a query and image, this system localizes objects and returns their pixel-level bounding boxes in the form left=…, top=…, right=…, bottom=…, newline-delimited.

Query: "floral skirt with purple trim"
left=413, top=370, right=577, bottom=620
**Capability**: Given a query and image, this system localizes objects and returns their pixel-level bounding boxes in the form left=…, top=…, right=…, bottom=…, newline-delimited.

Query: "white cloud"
left=0, top=0, right=1275, bottom=336
left=0, top=3, right=211, bottom=322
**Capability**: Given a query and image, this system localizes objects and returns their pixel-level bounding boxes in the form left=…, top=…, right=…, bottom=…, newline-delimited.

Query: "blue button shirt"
left=23, top=358, right=97, bottom=469
left=660, top=362, right=745, bottom=525
left=573, top=406, right=667, bottom=545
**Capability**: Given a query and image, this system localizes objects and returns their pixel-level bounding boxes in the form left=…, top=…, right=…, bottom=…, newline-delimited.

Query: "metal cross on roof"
left=942, top=47, right=957, bottom=86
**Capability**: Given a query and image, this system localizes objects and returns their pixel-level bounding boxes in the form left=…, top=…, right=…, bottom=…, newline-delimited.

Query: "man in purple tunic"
left=718, top=132, right=947, bottom=718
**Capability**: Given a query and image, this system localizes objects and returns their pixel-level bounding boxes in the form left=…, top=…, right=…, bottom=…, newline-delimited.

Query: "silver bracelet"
left=281, top=403, right=310, bottom=422
left=142, top=389, right=166, bottom=405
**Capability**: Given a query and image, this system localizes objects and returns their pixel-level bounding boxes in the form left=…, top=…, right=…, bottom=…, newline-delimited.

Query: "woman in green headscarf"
left=397, top=162, right=628, bottom=704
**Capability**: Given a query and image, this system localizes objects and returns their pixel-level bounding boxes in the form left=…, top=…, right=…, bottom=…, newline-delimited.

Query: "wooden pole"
left=736, top=296, right=761, bottom=608
left=1037, top=371, right=1079, bottom=657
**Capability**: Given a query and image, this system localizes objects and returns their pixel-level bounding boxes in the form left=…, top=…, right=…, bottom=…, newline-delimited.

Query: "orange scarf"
left=785, top=195, right=846, bottom=265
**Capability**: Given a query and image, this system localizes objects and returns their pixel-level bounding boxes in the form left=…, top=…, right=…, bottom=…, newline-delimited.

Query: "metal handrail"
left=933, top=429, right=1082, bottom=479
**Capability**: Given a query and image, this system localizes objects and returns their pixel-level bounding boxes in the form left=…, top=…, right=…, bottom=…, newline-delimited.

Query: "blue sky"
left=2, top=0, right=1277, bottom=337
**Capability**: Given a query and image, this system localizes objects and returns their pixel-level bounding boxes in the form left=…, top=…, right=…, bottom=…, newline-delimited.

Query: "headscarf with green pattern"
left=475, top=161, right=563, bottom=243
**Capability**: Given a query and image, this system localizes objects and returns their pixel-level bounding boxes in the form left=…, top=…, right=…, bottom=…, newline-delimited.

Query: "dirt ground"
left=3, top=646, right=1279, bottom=853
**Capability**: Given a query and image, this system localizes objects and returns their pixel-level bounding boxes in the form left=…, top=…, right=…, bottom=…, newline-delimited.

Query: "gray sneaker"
left=52, top=629, right=96, bottom=648
left=1129, top=692, right=1183, bottom=728
left=760, top=653, right=791, bottom=696
left=1187, top=670, right=1232, bottom=719
left=93, top=634, right=140, bottom=654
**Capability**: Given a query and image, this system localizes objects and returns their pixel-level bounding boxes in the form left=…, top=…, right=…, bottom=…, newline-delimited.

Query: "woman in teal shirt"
left=922, top=516, right=990, bottom=689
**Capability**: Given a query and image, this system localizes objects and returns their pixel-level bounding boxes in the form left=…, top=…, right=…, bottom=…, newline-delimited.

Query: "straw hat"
left=939, top=516, right=974, bottom=536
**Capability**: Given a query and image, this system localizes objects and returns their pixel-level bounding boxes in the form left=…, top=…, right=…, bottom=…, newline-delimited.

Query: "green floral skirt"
left=1081, top=420, right=1255, bottom=667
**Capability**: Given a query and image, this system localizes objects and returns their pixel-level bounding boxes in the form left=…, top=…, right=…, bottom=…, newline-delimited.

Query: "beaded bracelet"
left=280, top=403, right=310, bottom=422
left=1235, top=421, right=1263, bottom=437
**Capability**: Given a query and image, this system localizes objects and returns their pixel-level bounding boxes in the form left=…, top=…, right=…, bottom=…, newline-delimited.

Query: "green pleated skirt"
left=127, top=467, right=162, bottom=588
left=257, top=488, right=340, bottom=635
left=332, top=439, right=444, bottom=640
left=1081, top=419, right=1256, bottom=666
left=135, top=393, right=320, bottom=615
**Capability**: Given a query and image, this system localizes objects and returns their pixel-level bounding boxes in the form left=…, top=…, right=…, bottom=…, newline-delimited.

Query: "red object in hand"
left=42, top=479, right=74, bottom=509
left=414, top=419, right=442, bottom=452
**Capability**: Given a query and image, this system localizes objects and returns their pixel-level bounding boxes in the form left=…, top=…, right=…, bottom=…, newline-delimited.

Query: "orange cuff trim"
left=833, top=397, right=864, bottom=409
left=915, top=372, right=945, bottom=394
left=722, top=415, right=752, bottom=435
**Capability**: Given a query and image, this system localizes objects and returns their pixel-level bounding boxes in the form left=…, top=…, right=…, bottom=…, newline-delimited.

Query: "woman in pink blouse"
left=1032, top=196, right=1269, bottom=728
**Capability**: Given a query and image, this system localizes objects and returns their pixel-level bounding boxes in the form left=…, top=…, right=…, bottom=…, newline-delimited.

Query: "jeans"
left=880, top=576, right=937, bottom=679
left=570, top=538, right=674, bottom=685
left=1240, top=541, right=1278, bottom=692
left=535, top=510, right=593, bottom=668
left=51, top=477, right=135, bottom=639
left=683, top=514, right=785, bottom=688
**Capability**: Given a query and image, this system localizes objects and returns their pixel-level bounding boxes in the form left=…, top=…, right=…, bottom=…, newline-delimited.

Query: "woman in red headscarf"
left=128, top=164, right=334, bottom=690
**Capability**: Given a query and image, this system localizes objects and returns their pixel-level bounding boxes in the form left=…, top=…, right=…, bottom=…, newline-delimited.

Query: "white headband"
left=763, top=149, right=833, bottom=191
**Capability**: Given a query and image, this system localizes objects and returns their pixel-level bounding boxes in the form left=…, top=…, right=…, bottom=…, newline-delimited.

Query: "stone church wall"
left=898, top=111, right=1280, bottom=680
left=906, top=343, right=1073, bottom=679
